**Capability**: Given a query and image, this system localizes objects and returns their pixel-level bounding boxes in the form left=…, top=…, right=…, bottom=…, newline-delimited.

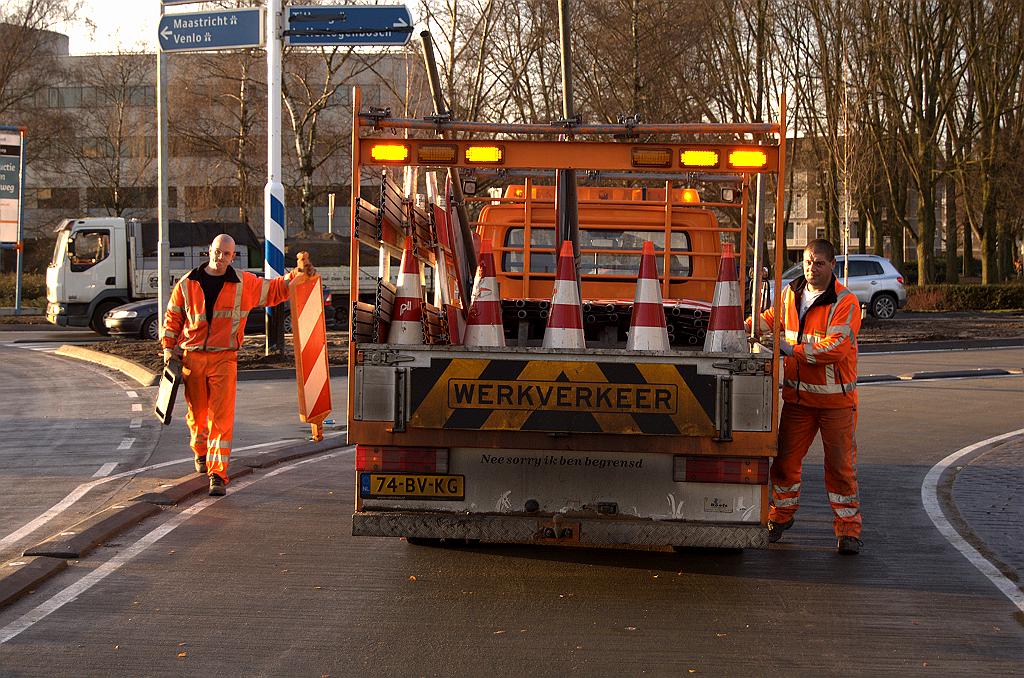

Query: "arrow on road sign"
left=158, top=8, right=265, bottom=53
left=285, top=5, right=414, bottom=47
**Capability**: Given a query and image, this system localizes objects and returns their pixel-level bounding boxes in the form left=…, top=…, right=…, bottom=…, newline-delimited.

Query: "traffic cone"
left=703, top=243, right=747, bottom=353
left=626, top=241, right=670, bottom=351
left=542, top=240, right=585, bottom=349
left=387, top=236, right=425, bottom=344
left=464, top=239, right=505, bottom=347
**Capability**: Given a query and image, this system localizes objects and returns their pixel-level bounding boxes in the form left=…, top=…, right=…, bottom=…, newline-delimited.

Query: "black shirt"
left=197, top=267, right=228, bottom=325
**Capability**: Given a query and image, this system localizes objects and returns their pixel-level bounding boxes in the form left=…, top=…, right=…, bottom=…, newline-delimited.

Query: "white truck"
left=45, top=217, right=260, bottom=334
left=45, top=217, right=376, bottom=335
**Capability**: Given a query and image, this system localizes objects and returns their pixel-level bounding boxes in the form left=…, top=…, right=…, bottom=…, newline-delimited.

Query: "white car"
left=772, top=254, right=907, bottom=319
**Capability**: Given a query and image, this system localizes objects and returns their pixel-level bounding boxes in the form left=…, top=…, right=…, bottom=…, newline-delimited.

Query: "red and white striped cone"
left=464, top=239, right=505, bottom=347
left=627, top=241, right=670, bottom=351
left=387, top=236, right=425, bottom=345
left=542, top=240, right=585, bottom=349
left=703, top=243, right=747, bottom=353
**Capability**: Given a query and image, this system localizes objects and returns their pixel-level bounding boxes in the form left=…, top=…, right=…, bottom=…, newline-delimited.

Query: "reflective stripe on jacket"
left=756, top=275, right=860, bottom=408
left=161, top=266, right=290, bottom=352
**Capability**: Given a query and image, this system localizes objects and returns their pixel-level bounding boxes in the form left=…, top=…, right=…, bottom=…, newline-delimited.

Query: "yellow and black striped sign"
left=408, top=358, right=717, bottom=436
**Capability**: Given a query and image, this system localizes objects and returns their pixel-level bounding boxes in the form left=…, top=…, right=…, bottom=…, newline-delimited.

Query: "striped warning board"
left=408, top=358, right=717, bottom=436
left=289, top=265, right=332, bottom=436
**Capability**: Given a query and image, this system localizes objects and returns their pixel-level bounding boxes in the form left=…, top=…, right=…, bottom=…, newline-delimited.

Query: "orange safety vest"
left=162, top=266, right=290, bottom=352
left=757, top=275, right=860, bottom=408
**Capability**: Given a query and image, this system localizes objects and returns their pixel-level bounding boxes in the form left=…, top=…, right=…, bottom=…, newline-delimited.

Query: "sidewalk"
left=950, top=435, right=1024, bottom=583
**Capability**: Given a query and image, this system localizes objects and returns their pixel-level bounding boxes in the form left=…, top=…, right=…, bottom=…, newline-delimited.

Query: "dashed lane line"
left=922, top=428, right=1024, bottom=614
left=0, top=446, right=355, bottom=644
left=91, top=463, right=118, bottom=478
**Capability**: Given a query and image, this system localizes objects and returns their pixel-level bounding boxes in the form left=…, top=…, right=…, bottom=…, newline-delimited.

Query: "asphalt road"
left=0, top=334, right=1022, bottom=676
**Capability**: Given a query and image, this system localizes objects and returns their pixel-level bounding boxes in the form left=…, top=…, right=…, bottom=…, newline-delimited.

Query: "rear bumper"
left=352, top=511, right=768, bottom=549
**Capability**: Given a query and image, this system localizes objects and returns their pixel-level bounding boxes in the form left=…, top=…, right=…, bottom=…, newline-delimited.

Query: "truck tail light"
left=356, top=445, right=449, bottom=473
left=673, top=456, right=768, bottom=484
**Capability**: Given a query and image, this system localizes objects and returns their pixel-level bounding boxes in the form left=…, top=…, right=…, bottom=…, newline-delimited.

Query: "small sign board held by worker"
left=154, top=358, right=183, bottom=425
left=289, top=252, right=332, bottom=440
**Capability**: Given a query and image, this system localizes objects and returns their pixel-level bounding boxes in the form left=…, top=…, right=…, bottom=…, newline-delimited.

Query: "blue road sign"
left=285, top=5, right=413, bottom=47
left=0, top=128, right=23, bottom=246
left=158, top=8, right=264, bottom=53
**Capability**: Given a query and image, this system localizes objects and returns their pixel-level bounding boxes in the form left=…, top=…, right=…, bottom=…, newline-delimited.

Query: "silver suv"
left=777, top=254, right=907, bottom=319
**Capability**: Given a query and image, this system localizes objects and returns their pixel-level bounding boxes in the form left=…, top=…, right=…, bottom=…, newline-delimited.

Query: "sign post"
left=0, top=126, right=25, bottom=313
left=157, top=0, right=266, bottom=339
left=265, top=0, right=286, bottom=354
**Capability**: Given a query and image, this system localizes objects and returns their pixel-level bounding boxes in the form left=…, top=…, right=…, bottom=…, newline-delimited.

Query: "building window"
left=35, top=187, right=80, bottom=209
left=815, top=199, right=825, bottom=214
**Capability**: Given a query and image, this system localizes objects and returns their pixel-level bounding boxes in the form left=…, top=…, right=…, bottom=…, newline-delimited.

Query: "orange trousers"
left=769, top=402, right=862, bottom=538
left=182, top=350, right=237, bottom=483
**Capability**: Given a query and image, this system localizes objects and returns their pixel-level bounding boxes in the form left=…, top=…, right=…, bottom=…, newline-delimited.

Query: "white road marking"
left=129, top=418, right=142, bottom=429
left=131, top=404, right=142, bottom=412
left=0, top=432, right=346, bottom=550
left=125, top=391, right=138, bottom=399
left=0, top=446, right=355, bottom=644
left=117, top=438, right=135, bottom=450
left=92, top=463, right=118, bottom=478
left=921, top=428, right=1024, bottom=614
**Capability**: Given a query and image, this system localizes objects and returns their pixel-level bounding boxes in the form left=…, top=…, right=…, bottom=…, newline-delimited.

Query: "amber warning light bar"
left=362, top=139, right=778, bottom=174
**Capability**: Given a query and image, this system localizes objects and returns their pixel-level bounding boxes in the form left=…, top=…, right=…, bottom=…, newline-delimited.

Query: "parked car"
left=103, top=289, right=336, bottom=339
left=771, top=254, right=907, bottom=319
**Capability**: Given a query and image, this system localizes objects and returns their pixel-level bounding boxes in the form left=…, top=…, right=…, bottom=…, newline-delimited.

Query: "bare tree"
left=955, top=0, right=1024, bottom=283
left=281, top=45, right=391, bottom=232
left=0, top=0, right=82, bottom=117
left=169, top=49, right=266, bottom=224
left=51, top=52, right=156, bottom=217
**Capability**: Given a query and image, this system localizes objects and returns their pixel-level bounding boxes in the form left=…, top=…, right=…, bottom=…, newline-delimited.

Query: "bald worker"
left=161, top=234, right=313, bottom=496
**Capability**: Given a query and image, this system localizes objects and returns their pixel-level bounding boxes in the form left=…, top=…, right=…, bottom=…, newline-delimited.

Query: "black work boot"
left=209, top=474, right=226, bottom=497
left=767, top=518, right=795, bottom=543
left=194, top=456, right=207, bottom=474
left=837, top=536, right=862, bottom=555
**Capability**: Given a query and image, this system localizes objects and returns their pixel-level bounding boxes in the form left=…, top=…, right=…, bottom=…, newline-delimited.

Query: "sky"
left=57, top=0, right=161, bottom=55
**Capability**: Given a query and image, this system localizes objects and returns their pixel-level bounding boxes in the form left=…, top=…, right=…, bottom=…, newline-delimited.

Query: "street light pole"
left=265, top=0, right=286, bottom=354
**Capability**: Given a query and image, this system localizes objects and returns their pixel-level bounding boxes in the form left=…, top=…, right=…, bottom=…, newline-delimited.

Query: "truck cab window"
left=69, top=231, right=110, bottom=272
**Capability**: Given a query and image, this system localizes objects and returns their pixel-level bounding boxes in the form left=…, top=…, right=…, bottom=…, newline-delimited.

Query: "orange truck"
left=347, top=87, right=788, bottom=549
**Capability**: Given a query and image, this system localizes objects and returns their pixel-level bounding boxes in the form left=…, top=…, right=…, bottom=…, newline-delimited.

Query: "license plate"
left=360, top=473, right=465, bottom=500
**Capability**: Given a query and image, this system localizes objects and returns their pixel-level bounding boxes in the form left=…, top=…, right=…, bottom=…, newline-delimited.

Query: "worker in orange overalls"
left=161, top=233, right=314, bottom=497
left=751, top=238, right=863, bottom=554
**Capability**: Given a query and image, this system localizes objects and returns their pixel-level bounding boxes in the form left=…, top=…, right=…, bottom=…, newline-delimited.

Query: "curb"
left=860, top=368, right=1021, bottom=384
left=0, top=436, right=349, bottom=610
left=0, top=557, right=68, bottom=608
left=55, top=344, right=159, bottom=387
left=860, top=337, right=1024, bottom=353
left=23, top=503, right=160, bottom=559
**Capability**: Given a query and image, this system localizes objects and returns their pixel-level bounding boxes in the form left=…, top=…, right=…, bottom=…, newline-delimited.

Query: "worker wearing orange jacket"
left=751, top=239, right=863, bottom=554
left=161, top=233, right=313, bottom=496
